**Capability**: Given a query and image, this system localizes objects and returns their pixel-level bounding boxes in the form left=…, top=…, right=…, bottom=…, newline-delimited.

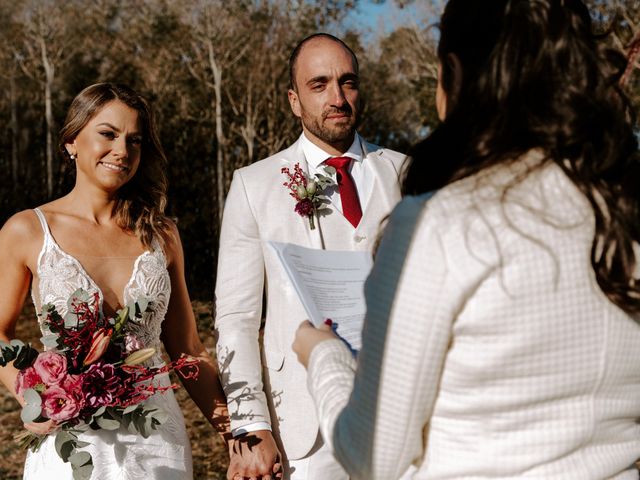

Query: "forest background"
left=0, top=1, right=638, bottom=478
left=0, top=0, right=638, bottom=298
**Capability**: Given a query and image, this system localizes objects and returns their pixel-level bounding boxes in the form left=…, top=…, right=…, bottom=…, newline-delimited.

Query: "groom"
left=215, top=33, right=406, bottom=479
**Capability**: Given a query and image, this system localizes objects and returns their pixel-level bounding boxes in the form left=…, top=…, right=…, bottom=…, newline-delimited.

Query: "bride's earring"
left=69, top=152, right=77, bottom=161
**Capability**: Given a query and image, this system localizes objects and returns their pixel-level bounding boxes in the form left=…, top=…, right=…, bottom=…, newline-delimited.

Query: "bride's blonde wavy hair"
left=59, top=83, right=173, bottom=249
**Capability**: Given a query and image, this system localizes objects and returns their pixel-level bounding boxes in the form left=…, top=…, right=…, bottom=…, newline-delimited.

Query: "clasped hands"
left=227, top=429, right=282, bottom=480
left=226, top=320, right=336, bottom=480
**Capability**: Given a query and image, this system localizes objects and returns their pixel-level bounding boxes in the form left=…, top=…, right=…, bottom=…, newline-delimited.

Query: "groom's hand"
left=227, top=429, right=282, bottom=480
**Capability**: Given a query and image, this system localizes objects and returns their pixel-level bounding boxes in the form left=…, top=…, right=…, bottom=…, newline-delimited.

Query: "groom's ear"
left=288, top=89, right=301, bottom=118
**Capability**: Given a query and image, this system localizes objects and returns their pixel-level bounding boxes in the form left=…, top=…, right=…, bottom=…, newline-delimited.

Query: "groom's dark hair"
left=288, top=33, right=359, bottom=91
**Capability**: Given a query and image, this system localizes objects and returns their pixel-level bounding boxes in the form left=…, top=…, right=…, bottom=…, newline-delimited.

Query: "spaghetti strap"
left=32, top=208, right=52, bottom=241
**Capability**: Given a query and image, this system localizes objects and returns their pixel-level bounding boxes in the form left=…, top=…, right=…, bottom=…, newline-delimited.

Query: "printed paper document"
left=268, top=241, right=373, bottom=352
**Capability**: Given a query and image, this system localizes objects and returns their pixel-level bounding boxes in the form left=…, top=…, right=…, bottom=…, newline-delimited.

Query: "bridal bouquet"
left=0, top=289, right=199, bottom=480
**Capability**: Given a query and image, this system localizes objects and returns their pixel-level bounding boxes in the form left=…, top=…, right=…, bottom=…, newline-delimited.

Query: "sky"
left=344, top=0, right=429, bottom=42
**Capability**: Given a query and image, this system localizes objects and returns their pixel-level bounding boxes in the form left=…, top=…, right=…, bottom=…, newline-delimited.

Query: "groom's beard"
left=302, top=105, right=357, bottom=146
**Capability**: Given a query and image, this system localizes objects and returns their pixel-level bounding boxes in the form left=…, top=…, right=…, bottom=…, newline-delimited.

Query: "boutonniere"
left=281, top=162, right=336, bottom=230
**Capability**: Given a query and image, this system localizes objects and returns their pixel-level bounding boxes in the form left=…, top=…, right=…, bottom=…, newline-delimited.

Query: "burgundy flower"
left=294, top=198, right=314, bottom=217
left=82, top=362, right=121, bottom=409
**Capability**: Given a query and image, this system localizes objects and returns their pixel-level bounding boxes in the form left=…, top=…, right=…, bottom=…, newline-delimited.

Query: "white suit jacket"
left=215, top=135, right=405, bottom=460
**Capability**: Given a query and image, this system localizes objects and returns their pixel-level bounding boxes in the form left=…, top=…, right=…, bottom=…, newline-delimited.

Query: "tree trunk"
left=207, top=38, right=225, bottom=226
left=40, top=37, right=55, bottom=198
left=10, top=74, right=19, bottom=192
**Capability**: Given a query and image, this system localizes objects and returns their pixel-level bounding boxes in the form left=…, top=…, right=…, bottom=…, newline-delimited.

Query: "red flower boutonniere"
left=281, top=162, right=336, bottom=230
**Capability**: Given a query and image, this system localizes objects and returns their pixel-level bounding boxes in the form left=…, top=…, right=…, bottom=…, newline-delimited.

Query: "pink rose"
left=123, top=334, right=143, bottom=354
left=15, top=367, right=43, bottom=396
left=41, top=384, right=84, bottom=422
left=33, top=351, right=68, bottom=386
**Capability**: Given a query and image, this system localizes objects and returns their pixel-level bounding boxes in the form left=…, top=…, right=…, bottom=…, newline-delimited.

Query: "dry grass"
left=0, top=300, right=228, bottom=480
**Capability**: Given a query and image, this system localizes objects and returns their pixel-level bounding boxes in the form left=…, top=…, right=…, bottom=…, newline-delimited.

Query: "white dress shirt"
left=300, top=131, right=374, bottom=214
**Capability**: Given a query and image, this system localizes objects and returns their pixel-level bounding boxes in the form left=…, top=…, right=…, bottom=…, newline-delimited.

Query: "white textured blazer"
left=215, top=134, right=405, bottom=460
left=307, top=154, right=640, bottom=479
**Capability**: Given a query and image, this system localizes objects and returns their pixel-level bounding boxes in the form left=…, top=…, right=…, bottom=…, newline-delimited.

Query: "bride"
left=0, top=83, right=232, bottom=479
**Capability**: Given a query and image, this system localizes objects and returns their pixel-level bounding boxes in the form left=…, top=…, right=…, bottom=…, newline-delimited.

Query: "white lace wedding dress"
left=23, top=208, right=193, bottom=480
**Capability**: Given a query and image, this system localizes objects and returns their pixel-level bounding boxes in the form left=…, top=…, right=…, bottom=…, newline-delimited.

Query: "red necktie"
left=325, top=156, right=362, bottom=228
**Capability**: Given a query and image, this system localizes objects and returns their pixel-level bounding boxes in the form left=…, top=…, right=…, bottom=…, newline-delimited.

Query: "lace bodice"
left=24, top=209, right=191, bottom=479
left=32, top=208, right=171, bottom=352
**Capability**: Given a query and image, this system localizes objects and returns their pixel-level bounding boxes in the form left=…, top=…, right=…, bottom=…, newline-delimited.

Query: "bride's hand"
left=24, top=419, right=58, bottom=436
left=292, top=320, right=338, bottom=369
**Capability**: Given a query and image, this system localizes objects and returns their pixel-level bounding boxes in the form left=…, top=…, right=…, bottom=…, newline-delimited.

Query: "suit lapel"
left=356, top=142, right=402, bottom=236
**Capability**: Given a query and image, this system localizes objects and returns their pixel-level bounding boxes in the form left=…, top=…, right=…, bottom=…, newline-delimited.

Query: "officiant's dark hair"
left=59, top=83, right=173, bottom=249
left=289, top=33, right=359, bottom=90
left=402, top=0, right=640, bottom=316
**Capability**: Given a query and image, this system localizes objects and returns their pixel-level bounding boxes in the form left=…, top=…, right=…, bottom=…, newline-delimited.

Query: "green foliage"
left=53, top=430, right=93, bottom=480
left=0, top=339, right=39, bottom=369
left=20, top=389, right=42, bottom=423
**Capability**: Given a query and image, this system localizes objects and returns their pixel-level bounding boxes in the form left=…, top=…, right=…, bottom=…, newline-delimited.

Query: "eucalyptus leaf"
left=23, top=388, right=42, bottom=406
left=40, top=334, right=59, bottom=349
left=10, top=339, right=25, bottom=348
left=64, top=312, right=79, bottom=328
left=93, top=406, right=106, bottom=417
left=123, top=405, right=139, bottom=414
left=0, top=348, right=16, bottom=366
left=70, top=288, right=91, bottom=304
left=106, top=407, right=122, bottom=422
left=72, top=464, right=94, bottom=480
left=54, top=430, right=73, bottom=449
left=126, top=418, right=138, bottom=434
left=20, top=403, right=42, bottom=423
left=40, top=303, right=54, bottom=313
left=14, top=344, right=39, bottom=370
left=95, top=416, right=121, bottom=430
left=143, top=415, right=154, bottom=434
left=133, top=414, right=148, bottom=437
left=69, top=450, right=92, bottom=467
left=138, top=419, right=149, bottom=438
left=55, top=435, right=76, bottom=462
left=73, top=422, right=91, bottom=432
left=0, top=339, right=10, bottom=349
left=21, top=388, right=42, bottom=423
left=56, top=440, right=76, bottom=462
left=2, top=347, right=18, bottom=362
